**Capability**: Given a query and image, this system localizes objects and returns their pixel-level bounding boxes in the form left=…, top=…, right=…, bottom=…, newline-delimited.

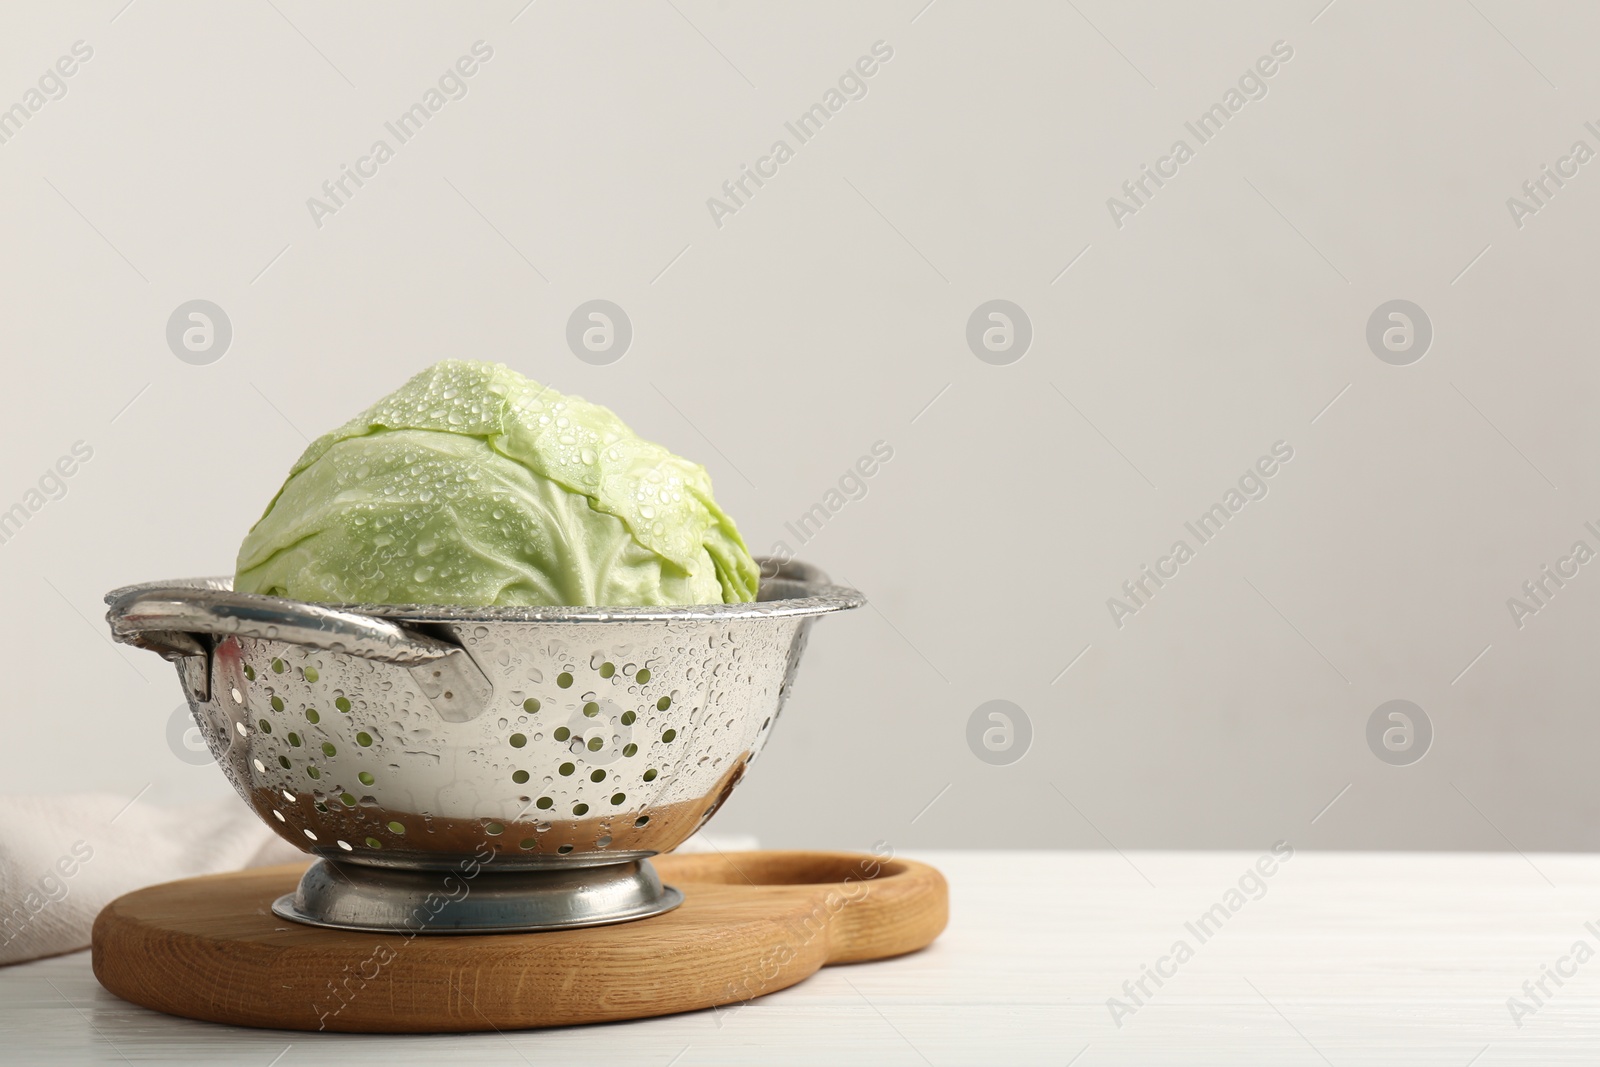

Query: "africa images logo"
left=1105, top=40, right=1294, bottom=229
left=705, top=40, right=894, bottom=228
left=0, top=40, right=94, bottom=147
left=1106, top=441, right=1294, bottom=628
left=305, top=41, right=494, bottom=229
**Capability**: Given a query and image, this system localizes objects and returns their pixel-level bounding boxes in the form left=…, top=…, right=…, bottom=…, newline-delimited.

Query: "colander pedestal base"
left=270, top=856, right=684, bottom=933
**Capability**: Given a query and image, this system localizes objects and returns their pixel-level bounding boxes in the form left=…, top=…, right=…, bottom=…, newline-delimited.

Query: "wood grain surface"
left=90, top=850, right=947, bottom=1033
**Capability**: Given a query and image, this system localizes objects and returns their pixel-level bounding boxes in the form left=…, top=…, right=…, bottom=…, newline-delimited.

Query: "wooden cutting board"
left=91, top=850, right=947, bottom=1033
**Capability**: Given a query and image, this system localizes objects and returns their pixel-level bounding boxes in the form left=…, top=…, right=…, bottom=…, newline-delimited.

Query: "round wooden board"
left=91, top=850, right=947, bottom=1033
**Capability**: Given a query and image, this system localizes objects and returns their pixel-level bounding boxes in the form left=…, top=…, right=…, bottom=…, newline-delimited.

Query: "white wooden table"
left=4, top=850, right=1599, bottom=1065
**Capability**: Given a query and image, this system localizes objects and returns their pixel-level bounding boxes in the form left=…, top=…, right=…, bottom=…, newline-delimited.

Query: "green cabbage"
left=234, top=360, right=758, bottom=607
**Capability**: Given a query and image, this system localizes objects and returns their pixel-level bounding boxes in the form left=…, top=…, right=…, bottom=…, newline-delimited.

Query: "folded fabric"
left=0, top=791, right=302, bottom=967
left=0, top=791, right=756, bottom=966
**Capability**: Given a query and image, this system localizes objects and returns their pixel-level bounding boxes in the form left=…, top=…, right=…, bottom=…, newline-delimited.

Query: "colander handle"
left=105, top=585, right=493, bottom=723
left=106, top=586, right=462, bottom=663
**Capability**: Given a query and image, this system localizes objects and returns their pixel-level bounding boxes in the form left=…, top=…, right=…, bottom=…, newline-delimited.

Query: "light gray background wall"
left=2, top=0, right=1596, bottom=853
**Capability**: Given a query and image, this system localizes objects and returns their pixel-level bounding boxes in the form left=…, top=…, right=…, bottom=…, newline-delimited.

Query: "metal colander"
left=106, top=559, right=860, bottom=932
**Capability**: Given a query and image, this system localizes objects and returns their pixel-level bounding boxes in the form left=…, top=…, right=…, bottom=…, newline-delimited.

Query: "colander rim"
left=104, top=573, right=863, bottom=625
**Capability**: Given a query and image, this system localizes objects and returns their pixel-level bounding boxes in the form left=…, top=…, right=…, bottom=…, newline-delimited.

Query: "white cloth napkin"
left=0, top=791, right=303, bottom=966
left=0, top=791, right=757, bottom=966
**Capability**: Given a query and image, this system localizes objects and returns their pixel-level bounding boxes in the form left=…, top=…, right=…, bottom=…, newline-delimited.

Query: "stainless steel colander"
left=105, top=559, right=860, bottom=932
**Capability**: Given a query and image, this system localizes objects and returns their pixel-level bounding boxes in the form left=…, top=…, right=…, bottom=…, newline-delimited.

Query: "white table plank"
left=4, top=851, right=1599, bottom=1065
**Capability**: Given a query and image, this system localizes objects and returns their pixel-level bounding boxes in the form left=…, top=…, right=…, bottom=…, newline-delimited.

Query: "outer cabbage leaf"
left=235, top=361, right=757, bottom=607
